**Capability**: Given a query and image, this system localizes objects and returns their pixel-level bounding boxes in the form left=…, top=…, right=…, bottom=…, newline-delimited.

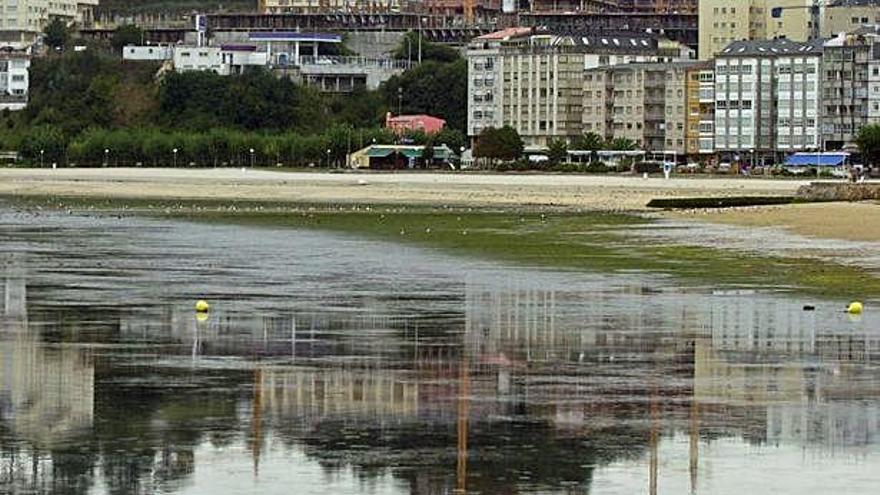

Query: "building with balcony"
left=0, top=51, right=29, bottom=111
left=583, top=62, right=698, bottom=155
left=466, top=28, right=694, bottom=145
left=685, top=62, right=716, bottom=159
left=0, top=0, right=98, bottom=48
left=821, top=29, right=880, bottom=150
left=714, top=38, right=822, bottom=164
left=822, top=0, right=880, bottom=38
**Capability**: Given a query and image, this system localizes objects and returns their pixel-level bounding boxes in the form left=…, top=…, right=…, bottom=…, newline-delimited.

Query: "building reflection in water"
left=1, top=266, right=879, bottom=494
left=0, top=270, right=95, bottom=492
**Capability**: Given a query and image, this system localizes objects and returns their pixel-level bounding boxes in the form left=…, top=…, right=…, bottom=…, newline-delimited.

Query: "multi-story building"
left=0, top=51, right=30, bottom=111
left=699, top=0, right=820, bottom=60
left=821, top=29, right=880, bottom=150
left=0, top=0, right=98, bottom=48
left=685, top=62, right=716, bottom=159
left=583, top=62, right=696, bottom=155
left=823, top=0, right=880, bottom=38
left=714, top=38, right=822, bottom=164
left=467, top=29, right=694, bottom=145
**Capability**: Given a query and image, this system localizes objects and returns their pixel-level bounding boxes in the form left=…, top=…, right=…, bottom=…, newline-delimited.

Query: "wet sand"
left=666, top=202, right=880, bottom=242
left=0, top=168, right=807, bottom=211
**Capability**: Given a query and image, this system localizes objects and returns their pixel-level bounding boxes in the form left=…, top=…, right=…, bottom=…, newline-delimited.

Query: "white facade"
left=0, top=53, right=30, bottom=111
left=0, top=0, right=97, bottom=48
left=697, top=68, right=716, bottom=155
left=467, top=38, right=502, bottom=138
left=122, top=45, right=173, bottom=62
left=869, top=58, right=880, bottom=120
left=173, top=46, right=229, bottom=75
left=714, top=39, right=821, bottom=159
left=775, top=54, right=820, bottom=152
left=171, top=46, right=270, bottom=77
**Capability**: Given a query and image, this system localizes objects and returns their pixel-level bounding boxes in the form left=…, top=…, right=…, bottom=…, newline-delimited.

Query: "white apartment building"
left=466, top=28, right=530, bottom=139
left=171, top=46, right=268, bottom=76
left=0, top=0, right=98, bottom=48
left=714, top=38, right=821, bottom=163
left=0, top=51, right=30, bottom=110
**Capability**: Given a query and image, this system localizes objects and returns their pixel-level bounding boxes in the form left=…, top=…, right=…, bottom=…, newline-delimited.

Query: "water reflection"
left=1, top=211, right=879, bottom=494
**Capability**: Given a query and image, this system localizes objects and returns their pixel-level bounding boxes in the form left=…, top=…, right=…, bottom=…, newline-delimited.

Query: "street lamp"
left=249, top=148, right=255, bottom=168
left=326, top=148, right=332, bottom=168
left=173, top=148, right=178, bottom=168
left=104, top=148, right=109, bottom=167
left=749, top=148, right=755, bottom=175
left=40, top=149, right=44, bottom=168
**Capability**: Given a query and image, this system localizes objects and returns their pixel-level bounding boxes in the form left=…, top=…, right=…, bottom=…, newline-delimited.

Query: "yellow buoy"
left=847, top=301, right=864, bottom=315
left=195, top=300, right=210, bottom=312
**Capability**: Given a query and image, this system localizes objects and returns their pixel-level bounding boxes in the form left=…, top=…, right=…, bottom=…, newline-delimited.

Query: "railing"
left=295, top=56, right=413, bottom=70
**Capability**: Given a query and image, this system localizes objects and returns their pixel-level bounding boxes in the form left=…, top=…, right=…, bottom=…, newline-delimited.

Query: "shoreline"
left=0, top=167, right=809, bottom=212
left=1, top=169, right=879, bottom=298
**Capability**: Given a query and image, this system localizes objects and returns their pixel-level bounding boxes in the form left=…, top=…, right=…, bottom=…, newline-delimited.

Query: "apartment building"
left=0, top=0, right=98, bottom=48
left=821, top=29, right=880, bottom=150
left=823, top=0, right=880, bottom=38
left=583, top=62, right=696, bottom=155
left=0, top=50, right=29, bottom=110
left=466, top=29, right=693, bottom=144
left=685, top=62, right=716, bottom=157
left=698, top=0, right=820, bottom=60
left=714, top=38, right=822, bottom=163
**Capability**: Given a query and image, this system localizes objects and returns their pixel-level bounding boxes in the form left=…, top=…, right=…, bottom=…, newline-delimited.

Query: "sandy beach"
left=0, top=168, right=807, bottom=210
left=666, top=201, right=880, bottom=242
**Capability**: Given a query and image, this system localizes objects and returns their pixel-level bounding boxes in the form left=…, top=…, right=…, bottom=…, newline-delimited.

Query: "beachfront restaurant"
left=348, top=145, right=456, bottom=169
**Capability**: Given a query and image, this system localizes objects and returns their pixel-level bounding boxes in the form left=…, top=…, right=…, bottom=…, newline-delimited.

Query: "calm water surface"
left=1, top=207, right=879, bottom=494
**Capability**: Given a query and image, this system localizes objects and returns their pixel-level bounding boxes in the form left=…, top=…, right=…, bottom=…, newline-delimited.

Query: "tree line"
left=15, top=125, right=466, bottom=167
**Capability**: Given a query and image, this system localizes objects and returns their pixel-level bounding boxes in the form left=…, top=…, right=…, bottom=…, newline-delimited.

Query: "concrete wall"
left=345, top=31, right=405, bottom=59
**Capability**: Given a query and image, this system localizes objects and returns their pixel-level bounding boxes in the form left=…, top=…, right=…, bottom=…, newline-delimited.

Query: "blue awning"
left=784, top=153, right=849, bottom=167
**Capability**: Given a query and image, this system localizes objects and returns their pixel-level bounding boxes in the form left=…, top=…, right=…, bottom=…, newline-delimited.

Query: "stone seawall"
left=797, top=182, right=880, bottom=201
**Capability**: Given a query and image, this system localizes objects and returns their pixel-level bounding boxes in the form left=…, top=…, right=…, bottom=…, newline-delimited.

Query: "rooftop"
left=475, top=27, right=535, bottom=41
left=719, top=38, right=824, bottom=56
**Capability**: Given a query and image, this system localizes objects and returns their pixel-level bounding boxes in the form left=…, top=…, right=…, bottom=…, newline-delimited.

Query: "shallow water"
left=1, top=208, right=879, bottom=494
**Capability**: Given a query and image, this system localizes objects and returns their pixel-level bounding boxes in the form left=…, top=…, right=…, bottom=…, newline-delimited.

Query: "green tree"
left=111, top=24, right=145, bottom=53
left=856, top=124, right=880, bottom=166
left=381, top=60, right=467, bottom=131
left=20, top=125, right=66, bottom=164
left=474, top=126, right=524, bottom=162
left=572, top=132, right=604, bottom=152
left=607, top=137, right=638, bottom=151
left=433, top=128, right=466, bottom=153
left=43, top=18, right=69, bottom=51
left=547, top=139, right=568, bottom=165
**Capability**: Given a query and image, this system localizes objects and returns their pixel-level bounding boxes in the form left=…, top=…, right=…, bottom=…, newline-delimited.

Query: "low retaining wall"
left=796, top=182, right=880, bottom=201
